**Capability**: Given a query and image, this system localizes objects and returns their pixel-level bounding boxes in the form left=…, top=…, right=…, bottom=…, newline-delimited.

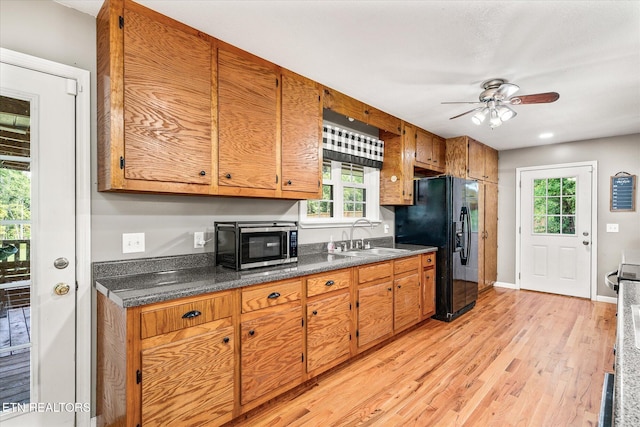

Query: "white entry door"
left=519, top=164, right=595, bottom=298
left=0, top=62, right=77, bottom=425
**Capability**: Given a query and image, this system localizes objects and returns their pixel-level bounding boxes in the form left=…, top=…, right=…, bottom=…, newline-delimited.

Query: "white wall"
left=1, top=0, right=395, bottom=263
left=497, top=134, right=640, bottom=297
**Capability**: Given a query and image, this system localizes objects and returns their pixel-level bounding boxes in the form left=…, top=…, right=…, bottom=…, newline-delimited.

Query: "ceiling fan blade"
left=449, top=107, right=482, bottom=120
left=441, top=101, right=484, bottom=105
left=509, top=92, right=559, bottom=105
left=495, top=83, right=519, bottom=100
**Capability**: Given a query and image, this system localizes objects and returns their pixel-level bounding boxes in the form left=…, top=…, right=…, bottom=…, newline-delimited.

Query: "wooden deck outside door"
left=0, top=60, right=77, bottom=425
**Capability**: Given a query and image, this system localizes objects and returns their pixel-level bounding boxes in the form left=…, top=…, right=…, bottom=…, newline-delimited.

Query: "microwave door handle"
left=283, top=232, right=289, bottom=259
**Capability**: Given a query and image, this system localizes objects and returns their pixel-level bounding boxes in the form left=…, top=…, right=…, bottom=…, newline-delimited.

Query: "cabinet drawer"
left=140, top=292, right=233, bottom=339
left=307, top=269, right=351, bottom=297
left=358, top=262, right=392, bottom=284
left=241, top=279, right=302, bottom=313
left=422, top=252, right=436, bottom=268
left=394, top=256, right=420, bottom=275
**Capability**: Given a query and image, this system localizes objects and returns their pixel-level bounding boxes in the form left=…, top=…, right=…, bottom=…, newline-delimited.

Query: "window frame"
left=299, top=159, right=380, bottom=229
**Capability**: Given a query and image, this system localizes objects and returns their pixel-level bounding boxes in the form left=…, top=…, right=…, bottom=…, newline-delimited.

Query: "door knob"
left=54, top=283, right=70, bottom=296
left=54, top=257, right=69, bottom=269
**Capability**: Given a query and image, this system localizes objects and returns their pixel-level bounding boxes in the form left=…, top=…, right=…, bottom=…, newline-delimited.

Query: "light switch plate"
left=122, top=233, right=145, bottom=253
left=606, top=224, right=619, bottom=233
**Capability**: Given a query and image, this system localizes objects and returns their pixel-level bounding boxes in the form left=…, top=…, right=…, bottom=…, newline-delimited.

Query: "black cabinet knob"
left=325, top=280, right=335, bottom=287
left=199, top=170, right=206, bottom=176
left=223, top=337, right=230, bottom=344
left=427, top=258, right=432, bottom=263
left=312, top=310, right=318, bottom=316
left=225, top=173, right=232, bottom=179
left=397, top=285, right=402, bottom=289
left=249, top=330, right=255, bottom=336
left=387, top=287, right=392, bottom=291
left=287, top=180, right=292, bottom=185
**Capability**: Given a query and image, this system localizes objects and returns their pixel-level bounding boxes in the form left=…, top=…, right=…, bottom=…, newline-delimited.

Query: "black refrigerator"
left=395, top=176, right=479, bottom=322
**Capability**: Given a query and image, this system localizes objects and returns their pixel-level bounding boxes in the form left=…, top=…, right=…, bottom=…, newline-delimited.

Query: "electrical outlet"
left=384, top=224, right=390, bottom=234
left=122, top=233, right=145, bottom=253
left=194, top=231, right=205, bottom=248
left=606, top=223, right=619, bottom=233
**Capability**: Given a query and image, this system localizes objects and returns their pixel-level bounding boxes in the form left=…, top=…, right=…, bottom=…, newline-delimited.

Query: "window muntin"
left=533, top=177, right=576, bottom=235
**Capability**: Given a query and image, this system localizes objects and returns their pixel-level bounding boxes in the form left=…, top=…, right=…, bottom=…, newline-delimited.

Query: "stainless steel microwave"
left=214, top=221, right=298, bottom=270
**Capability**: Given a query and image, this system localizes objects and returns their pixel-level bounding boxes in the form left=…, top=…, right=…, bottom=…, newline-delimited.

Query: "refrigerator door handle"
left=459, top=206, right=469, bottom=265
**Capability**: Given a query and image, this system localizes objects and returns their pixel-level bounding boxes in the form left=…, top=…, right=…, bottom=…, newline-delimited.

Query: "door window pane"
left=532, top=177, right=576, bottom=235
left=1, top=95, right=32, bottom=409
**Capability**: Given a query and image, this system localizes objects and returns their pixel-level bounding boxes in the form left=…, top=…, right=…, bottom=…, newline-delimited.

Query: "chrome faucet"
left=350, top=218, right=373, bottom=249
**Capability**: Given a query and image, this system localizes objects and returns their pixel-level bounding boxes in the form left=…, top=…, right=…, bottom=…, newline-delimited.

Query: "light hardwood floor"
left=227, top=287, right=617, bottom=427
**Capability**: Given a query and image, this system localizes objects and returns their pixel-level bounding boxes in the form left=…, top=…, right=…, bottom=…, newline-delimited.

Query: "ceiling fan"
left=442, top=78, right=559, bottom=128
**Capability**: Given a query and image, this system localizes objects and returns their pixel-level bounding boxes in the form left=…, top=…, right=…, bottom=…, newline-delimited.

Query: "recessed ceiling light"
left=539, top=132, right=554, bottom=139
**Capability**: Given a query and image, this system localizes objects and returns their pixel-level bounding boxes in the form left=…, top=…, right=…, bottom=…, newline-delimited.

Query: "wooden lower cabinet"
left=306, top=291, right=352, bottom=375
left=97, top=255, right=440, bottom=426
left=422, top=252, right=436, bottom=318
left=394, top=272, right=421, bottom=332
left=96, top=290, right=235, bottom=427
left=141, top=323, right=234, bottom=426
left=357, top=281, right=394, bottom=349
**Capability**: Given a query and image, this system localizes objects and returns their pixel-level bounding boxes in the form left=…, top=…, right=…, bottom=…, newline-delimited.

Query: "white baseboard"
left=595, top=295, right=618, bottom=304
left=494, top=281, right=519, bottom=289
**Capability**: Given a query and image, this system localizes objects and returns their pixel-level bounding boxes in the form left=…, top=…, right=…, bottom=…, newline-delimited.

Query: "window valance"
left=322, top=124, right=384, bottom=169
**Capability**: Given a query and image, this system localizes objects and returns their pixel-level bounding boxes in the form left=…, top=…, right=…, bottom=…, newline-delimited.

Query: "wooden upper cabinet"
left=218, top=46, right=278, bottom=193
left=281, top=70, right=322, bottom=198
left=445, top=135, right=498, bottom=183
left=415, top=129, right=444, bottom=172
left=97, top=0, right=213, bottom=194
left=380, top=123, right=415, bottom=206
left=322, top=88, right=367, bottom=123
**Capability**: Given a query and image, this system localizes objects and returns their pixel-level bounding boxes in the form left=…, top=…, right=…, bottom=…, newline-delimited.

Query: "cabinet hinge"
left=301, top=318, right=304, bottom=327
left=119, top=156, right=125, bottom=169
left=519, top=226, right=521, bottom=234
left=119, top=16, right=124, bottom=29
left=276, top=78, right=279, bottom=87
left=349, top=303, right=352, bottom=310
left=349, top=333, right=352, bottom=341
left=276, top=174, right=279, bottom=184
left=356, top=301, right=359, bottom=308
left=356, top=330, right=359, bottom=337
left=519, top=272, right=521, bottom=280
left=136, top=370, right=142, bottom=384
left=301, top=353, right=304, bottom=362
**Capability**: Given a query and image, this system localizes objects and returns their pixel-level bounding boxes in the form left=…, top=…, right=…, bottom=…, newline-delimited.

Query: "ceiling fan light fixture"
left=497, top=104, right=517, bottom=121
left=489, top=108, right=502, bottom=128
left=471, top=108, right=488, bottom=125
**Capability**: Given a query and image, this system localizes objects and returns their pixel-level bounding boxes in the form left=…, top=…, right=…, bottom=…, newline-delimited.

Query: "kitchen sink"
left=336, top=247, right=410, bottom=257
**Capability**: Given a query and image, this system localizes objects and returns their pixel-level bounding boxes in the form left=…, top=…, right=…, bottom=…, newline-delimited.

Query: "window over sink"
left=300, top=160, right=380, bottom=228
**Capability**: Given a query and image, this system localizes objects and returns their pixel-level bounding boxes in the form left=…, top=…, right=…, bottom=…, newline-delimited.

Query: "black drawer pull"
left=312, top=310, right=318, bottom=316
left=182, top=310, right=201, bottom=319
left=223, top=337, right=230, bottom=344
left=325, top=280, right=335, bottom=287
left=249, top=330, right=255, bottom=336
left=268, top=292, right=281, bottom=299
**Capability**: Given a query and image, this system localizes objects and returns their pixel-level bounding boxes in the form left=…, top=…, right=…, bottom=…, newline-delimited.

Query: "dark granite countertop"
left=614, top=279, right=640, bottom=426
left=94, top=244, right=437, bottom=308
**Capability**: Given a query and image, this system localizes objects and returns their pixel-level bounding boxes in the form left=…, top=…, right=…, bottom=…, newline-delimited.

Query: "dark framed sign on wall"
left=610, top=173, right=636, bottom=212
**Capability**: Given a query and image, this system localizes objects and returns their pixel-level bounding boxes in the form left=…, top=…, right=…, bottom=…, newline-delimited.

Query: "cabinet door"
left=281, top=71, right=322, bottom=197
left=218, top=47, right=278, bottom=191
left=357, top=282, right=393, bottom=348
left=123, top=4, right=212, bottom=188
left=415, top=129, right=433, bottom=166
left=484, top=145, right=499, bottom=183
left=240, top=305, right=303, bottom=405
left=483, top=183, right=498, bottom=290
left=141, top=326, right=234, bottom=426
left=306, top=291, right=351, bottom=374
left=467, top=137, right=485, bottom=181
left=379, top=130, right=406, bottom=206
left=394, top=273, right=421, bottom=331
left=402, top=124, right=416, bottom=203
left=422, top=267, right=436, bottom=317
left=431, top=136, right=446, bottom=171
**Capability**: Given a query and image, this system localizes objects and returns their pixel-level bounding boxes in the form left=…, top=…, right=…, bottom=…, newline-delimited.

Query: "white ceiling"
left=57, top=0, right=640, bottom=151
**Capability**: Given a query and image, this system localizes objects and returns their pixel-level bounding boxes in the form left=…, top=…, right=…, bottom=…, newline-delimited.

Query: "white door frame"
left=0, top=48, right=91, bottom=425
left=515, top=161, right=598, bottom=300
